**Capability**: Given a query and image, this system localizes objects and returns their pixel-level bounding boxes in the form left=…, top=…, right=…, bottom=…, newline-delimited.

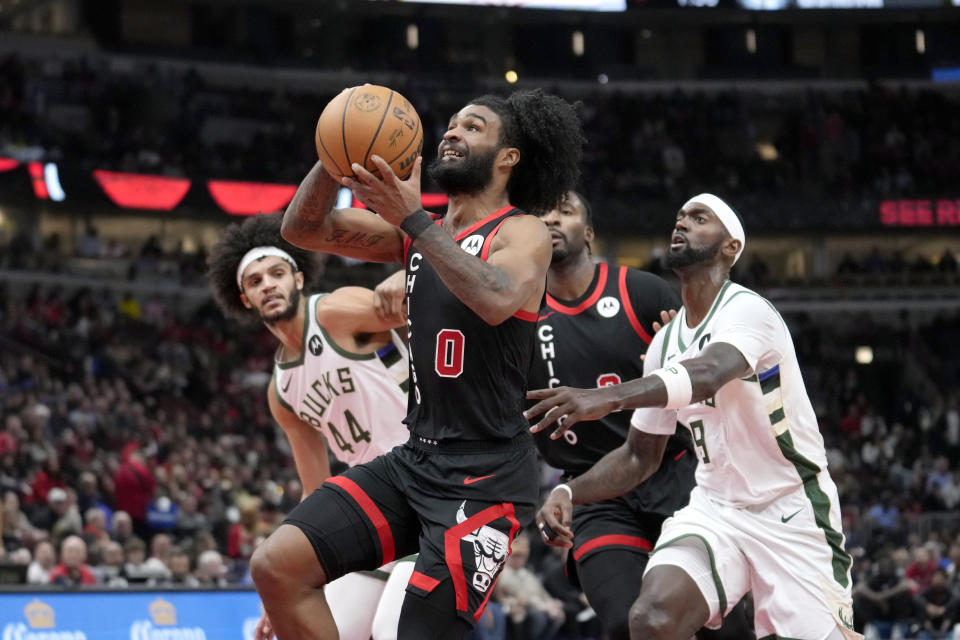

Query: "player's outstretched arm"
left=527, top=342, right=751, bottom=439
left=537, top=429, right=668, bottom=548
left=316, top=284, right=406, bottom=335
left=281, top=160, right=405, bottom=263
left=267, top=376, right=332, bottom=496
left=345, top=156, right=550, bottom=325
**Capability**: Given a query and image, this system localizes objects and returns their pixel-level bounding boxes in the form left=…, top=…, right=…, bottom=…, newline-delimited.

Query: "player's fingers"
left=351, top=162, right=382, bottom=186
left=543, top=508, right=574, bottom=547
left=549, top=410, right=580, bottom=440
left=525, top=397, right=561, bottom=424
left=526, top=387, right=559, bottom=401
left=651, top=322, right=663, bottom=333
left=369, top=155, right=398, bottom=186
left=530, top=405, right=568, bottom=435
left=408, top=156, right=423, bottom=184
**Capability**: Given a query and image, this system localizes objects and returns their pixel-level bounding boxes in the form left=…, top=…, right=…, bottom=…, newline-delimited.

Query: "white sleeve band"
left=552, top=483, right=573, bottom=501
left=649, top=363, right=693, bottom=410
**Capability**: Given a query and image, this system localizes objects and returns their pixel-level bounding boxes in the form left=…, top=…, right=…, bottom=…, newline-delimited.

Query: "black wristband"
left=400, top=208, right=433, bottom=241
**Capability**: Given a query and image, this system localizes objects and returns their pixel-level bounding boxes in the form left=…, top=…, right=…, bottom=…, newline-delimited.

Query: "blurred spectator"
left=195, top=549, right=228, bottom=587
left=48, top=535, right=96, bottom=586
left=113, top=445, right=155, bottom=538
left=907, top=546, right=939, bottom=594
left=149, top=547, right=199, bottom=588
left=853, top=553, right=916, bottom=638
left=26, top=540, right=55, bottom=584
left=110, top=511, right=134, bottom=545
left=227, top=496, right=267, bottom=560
left=494, top=530, right=565, bottom=640
left=94, top=540, right=129, bottom=587
left=915, top=567, right=957, bottom=639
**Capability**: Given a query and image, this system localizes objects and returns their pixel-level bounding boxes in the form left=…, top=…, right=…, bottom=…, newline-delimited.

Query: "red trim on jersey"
left=573, top=534, right=653, bottom=561
left=479, top=217, right=512, bottom=261
left=618, top=266, right=653, bottom=344
left=513, top=308, right=539, bottom=322
left=325, top=476, right=396, bottom=564
left=444, top=502, right=520, bottom=617
left=409, top=571, right=440, bottom=592
left=545, top=262, right=609, bottom=315
left=673, top=449, right=688, bottom=461
left=454, top=206, right=515, bottom=242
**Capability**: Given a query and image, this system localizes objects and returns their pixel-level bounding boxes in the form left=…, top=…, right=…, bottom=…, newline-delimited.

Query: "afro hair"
left=469, top=89, right=585, bottom=215
left=207, top=212, right=321, bottom=323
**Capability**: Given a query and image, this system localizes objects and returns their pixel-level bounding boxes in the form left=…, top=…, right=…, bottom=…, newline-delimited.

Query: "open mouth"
left=440, top=147, right=465, bottom=161
left=670, top=233, right=686, bottom=250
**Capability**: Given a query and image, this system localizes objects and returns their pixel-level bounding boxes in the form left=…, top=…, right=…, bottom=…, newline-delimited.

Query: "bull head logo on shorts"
left=456, top=501, right=510, bottom=593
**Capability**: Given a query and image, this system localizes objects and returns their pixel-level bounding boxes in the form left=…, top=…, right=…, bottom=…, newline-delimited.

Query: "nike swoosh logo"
left=463, top=475, right=495, bottom=485
left=538, top=311, right=555, bottom=321
left=781, top=508, right=803, bottom=523
left=281, top=376, right=292, bottom=393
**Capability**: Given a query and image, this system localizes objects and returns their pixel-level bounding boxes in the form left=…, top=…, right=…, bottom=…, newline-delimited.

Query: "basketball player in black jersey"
left=529, top=190, right=695, bottom=640
left=530, top=192, right=753, bottom=640
left=250, top=89, right=584, bottom=640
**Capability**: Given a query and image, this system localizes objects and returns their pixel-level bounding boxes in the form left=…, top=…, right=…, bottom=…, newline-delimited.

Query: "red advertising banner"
left=880, top=199, right=960, bottom=227
left=207, top=181, right=298, bottom=216
left=93, top=170, right=191, bottom=210
left=0, top=158, right=20, bottom=172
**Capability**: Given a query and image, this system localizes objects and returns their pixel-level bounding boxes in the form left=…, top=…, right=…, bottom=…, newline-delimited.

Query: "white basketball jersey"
left=274, top=294, right=410, bottom=466
left=632, top=281, right=834, bottom=508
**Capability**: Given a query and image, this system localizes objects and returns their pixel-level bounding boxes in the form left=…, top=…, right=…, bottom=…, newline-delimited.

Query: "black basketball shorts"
left=284, top=435, right=540, bottom=626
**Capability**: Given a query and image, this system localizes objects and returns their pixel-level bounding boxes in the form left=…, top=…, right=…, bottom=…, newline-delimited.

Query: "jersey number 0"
left=435, top=329, right=465, bottom=378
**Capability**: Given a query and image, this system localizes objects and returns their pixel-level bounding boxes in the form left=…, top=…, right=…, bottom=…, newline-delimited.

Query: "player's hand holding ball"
left=315, top=84, right=425, bottom=227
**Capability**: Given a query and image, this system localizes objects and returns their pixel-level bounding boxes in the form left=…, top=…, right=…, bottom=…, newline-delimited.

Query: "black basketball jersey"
left=529, top=263, right=688, bottom=475
left=403, top=206, right=540, bottom=441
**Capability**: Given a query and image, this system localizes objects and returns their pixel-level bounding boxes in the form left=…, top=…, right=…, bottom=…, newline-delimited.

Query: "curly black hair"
left=206, top=212, right=321, bottom=323
left=469, top=89, right=585, bottom=215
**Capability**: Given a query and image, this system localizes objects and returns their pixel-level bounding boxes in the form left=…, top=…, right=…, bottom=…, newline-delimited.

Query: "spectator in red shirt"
left=113, top=444, right=155, bottom=537
left=906, top=545, right=939, bottom=594
left=48, top=535, right=96, bottom=586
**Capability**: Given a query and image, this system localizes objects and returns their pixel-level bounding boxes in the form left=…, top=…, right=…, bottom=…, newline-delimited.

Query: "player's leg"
left=251, top=524, right=335, bottom=639
left=576, top=547, right=650, bottom=639
left=371, top=558, right=416, bottom=640
left=326, top=571, right=388, bottom=640
left=252, top=455, right=419, bottom=640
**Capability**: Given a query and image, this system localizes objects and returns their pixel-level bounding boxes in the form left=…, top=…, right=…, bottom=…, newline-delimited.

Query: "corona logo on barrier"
left=1, top=599, right=87, bottom=640
left=148, top=600, right=176, bottom=627
left=24, top=602, right=53, bottom=629
left=129, top=599, right=205, bottom=640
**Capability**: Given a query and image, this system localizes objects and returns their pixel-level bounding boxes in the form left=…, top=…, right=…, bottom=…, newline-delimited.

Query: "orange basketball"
left=315, top=85, right=424, bottom=181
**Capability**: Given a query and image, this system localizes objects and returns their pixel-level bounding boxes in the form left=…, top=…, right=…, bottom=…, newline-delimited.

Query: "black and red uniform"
left=285, top=206, right=540, bottom=633
left=528, top=262, right=697, bottom=640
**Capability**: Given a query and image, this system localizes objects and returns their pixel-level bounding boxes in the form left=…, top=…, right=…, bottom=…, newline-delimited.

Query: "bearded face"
left=427, top=146, right=498, bottom=196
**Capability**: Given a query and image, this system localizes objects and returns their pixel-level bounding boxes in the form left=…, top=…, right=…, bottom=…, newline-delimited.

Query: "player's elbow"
left=279, top=213, right=306, bottom=248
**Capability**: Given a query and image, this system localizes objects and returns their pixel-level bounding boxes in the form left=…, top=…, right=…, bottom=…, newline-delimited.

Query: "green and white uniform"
left=632, top=281, right=856, bottom=640
left=274, top=293, right=410, bottom=467
left=274, top=293, right=413, bottom=640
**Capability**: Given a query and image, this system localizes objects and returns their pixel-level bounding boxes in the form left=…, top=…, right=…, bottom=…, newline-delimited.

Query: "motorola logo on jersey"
left=596, top=296, right=620, bottom=318
left=308, top=335, right=324, bottom=356
left=460, top=234, right=484, bottom=256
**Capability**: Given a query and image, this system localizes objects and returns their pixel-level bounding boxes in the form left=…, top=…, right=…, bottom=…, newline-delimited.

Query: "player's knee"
left=628, top=596, right=674, bottom=640
left=251, top=525, right=328, bottom=598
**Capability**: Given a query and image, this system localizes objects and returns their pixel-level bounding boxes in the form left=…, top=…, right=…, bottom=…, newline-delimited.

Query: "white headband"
left=682, top=193, right=746, bottom=266
left=236, top=246, right=298, bottom=290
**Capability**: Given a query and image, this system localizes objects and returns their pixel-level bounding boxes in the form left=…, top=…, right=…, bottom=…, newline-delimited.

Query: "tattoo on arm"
left=324, top=229, right=385, bottom=248
left=285, top=163, right=340, bottom=236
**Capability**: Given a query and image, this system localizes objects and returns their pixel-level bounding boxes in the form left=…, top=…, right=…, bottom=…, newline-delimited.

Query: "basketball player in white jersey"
left=525, top=194, right=859, bottom=640
left=208, top=213, right=413, bottom=640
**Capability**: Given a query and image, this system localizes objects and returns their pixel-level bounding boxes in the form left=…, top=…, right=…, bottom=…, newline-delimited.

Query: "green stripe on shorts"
left=654, top=533, right=727, bottom=617
left=775, top=430, right=852, bottom=588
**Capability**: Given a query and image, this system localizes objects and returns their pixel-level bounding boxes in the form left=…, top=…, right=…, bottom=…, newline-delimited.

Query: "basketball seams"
left=340, top=86, right=359, bottom=176
left=362, top=90, right=396, bottom=170
left=316, top=128, right=348, bottom=180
